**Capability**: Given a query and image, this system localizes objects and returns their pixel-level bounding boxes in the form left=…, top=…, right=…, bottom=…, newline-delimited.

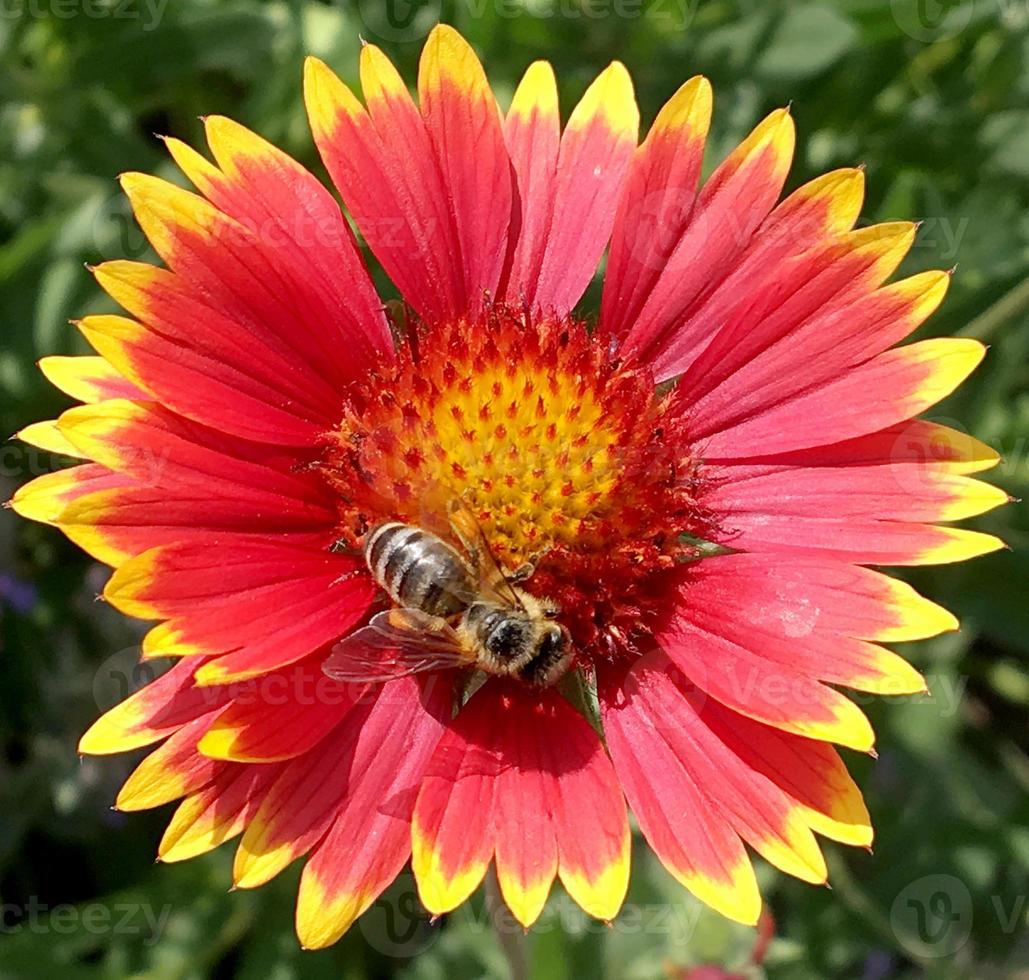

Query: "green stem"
left=484, top=870, right=529, bottom=980
left=958, top=275, right=1029, bottom=342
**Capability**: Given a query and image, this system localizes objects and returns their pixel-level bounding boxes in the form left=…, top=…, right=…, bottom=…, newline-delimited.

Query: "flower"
left=11, top=24, right=1006, bottom=949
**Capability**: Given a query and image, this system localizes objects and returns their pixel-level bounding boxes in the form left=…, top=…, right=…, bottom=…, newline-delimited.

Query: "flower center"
left=321, top=306, right=713, bottom=662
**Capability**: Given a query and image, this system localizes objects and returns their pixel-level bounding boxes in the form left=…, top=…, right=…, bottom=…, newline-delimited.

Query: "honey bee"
left=323, top=499, right=573, bottom=687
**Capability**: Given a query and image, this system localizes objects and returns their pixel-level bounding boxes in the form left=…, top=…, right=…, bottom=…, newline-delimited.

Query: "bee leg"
left=386, top=607, right=450, bottom=632
left=508, top=561, right=535, bottom=583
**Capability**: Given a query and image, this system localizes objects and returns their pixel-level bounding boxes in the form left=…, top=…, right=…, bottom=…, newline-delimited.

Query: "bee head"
left=539, top=621, right=569, bottom=659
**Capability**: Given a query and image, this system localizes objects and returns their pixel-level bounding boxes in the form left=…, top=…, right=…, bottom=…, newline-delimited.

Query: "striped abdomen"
left=363, top=522, right=474, bottom=618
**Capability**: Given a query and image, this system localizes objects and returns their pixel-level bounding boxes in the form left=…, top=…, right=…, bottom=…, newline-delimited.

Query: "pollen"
left=320, top=305, right=714, bottom=661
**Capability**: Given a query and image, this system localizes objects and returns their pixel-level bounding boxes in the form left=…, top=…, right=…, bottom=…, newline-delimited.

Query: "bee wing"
left=447, top=496, right=527, bottom=611
left=322, top=608, right=473, bottom=684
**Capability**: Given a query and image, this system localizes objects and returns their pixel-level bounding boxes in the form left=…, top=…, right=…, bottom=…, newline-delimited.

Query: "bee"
left=323, top=499, right=572, bottom=687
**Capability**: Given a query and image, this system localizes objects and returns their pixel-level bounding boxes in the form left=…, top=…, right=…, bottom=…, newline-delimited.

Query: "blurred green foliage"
left=1, top=1, right=1027, bottom=977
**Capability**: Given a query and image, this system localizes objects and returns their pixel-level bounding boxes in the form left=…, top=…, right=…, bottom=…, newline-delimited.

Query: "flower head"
left=11, top=25, right=1006, bottom=948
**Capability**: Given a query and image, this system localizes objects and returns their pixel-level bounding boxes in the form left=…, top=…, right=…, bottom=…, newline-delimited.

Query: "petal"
left=601, top=77, right=712, bottom=341
left=601, top=668, right=761, bottom=925
left=305, top=53, right=463, bottom=322
left=104, top=538, right=373, bottom=680
left=42, top=480, right=329, bottom=569
left=700, top=338, right=990, bottom=458
left=9, top=464, right=126, bottom=526
left=712, top=420, right=1001, bottom=475
left=673, top=556, right=927, bottom=695
left=233, top=708, right=371, bottom=889
left=412, top=682, right=630, bottom=925
left=78, top=658, right=230, bottom=755
left=606, top=661, right=829, bottom=886
left=16, top=419, right=85, bottom=458
left=31, top=395, right=335, bottom=568
left=411, top=684, right=501, bottom=914
left=295, top=676, right=450, bottom=949
left=638, top=170, right=869, bottom=380
left=197, top=664, right=361, bottom=762
left=93, top=260, right=344, bottom=423
left=616, top=108, right=794, bottom=364
left=78, top=314, right=327, bottom=446
left=676, top=552, right=956, bottom=643
left=501, top=61, right=561, bottom=308
left=684, top=266, right=948, bottom=440
left=493, top=707, right=559, bottom=928
left=167, top=115, right=390, bottom=372
left=56, top=400, right=333, bottom=523
left=695, top=697, right=872, bottom=848
left=39, top=354, right=147, bottom=403
left=159, top=762, right=283, bottom=862
left=418, top=25, right=513, bottom=318
left=529, top=62, right=638, bottom=315
left=115, top=711, right=223, bottom=811
left=118, top=172, right=372, bottom=393
left=532, top=687, right=630, bottom=921
left=654, top=567, right=875, bottom=750
left=706, top=462, right=1007, bottom=562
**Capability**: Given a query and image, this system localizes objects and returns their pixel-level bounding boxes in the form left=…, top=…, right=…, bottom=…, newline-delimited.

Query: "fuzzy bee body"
left=339, top=516, right=573, bottom=687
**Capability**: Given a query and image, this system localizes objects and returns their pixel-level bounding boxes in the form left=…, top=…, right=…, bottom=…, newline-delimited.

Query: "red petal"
left=412, top=682, right=629, bottom=926
left=167, top=116, right=389, bottom=375
left=78, top=314, right=326, bottom=446
left=699, top=337, right=987, bottom=458
left=683, top=264, right=945, bottom=440
left=501, top=61, right=560, bottom=308
left=295, top=676, right=451, bottom=949
left=93, top=260, right=344, bottom=421
left=605, top=661, right=829, bottom=887
left=159, top=762, right=283, bottom=862
left=643, top=168, right=868, bottom=380
left=418, top=25, right=513, bottom=319
left=601, top=667, right=761, bottom=925
left=305, top=52, right=463, bottom=322
left=672, top=555, right=927, bottom=695
left=232, top=703, right=375, bottom=890
left=198, top=662, right=363, bottom=762
left=116, top=710, right=223, bottom=811
left=654, top=567, right=875, bottom=750
left=79, top=658, right=230, bottom=755
left=56, top=400, right=334, bottom=523
left=696, top=697, right=873, bottom=847
left=104, top=537, right=373, bottom=679
left=679, top=552, right=956, bottom=643
left=705, top=462, right=1006, bottom=565
left=411, top=684, right=501, bottom=914
left=616, top=108, right=794, bottom=365
left=602, top=77, right=711, bottom=342
left=10, top=464, right=127, bottom=527
left=118, top=173, right=371, bottom=393
left=529, top=62, right=638, bottom=314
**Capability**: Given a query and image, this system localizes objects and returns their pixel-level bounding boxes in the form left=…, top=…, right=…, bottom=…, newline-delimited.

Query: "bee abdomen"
left=364, top=522, right=471, bottom=617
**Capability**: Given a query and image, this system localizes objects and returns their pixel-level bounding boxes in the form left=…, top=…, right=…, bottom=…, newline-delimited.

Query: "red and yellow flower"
left=12, top=25, right=1005, bottom=948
